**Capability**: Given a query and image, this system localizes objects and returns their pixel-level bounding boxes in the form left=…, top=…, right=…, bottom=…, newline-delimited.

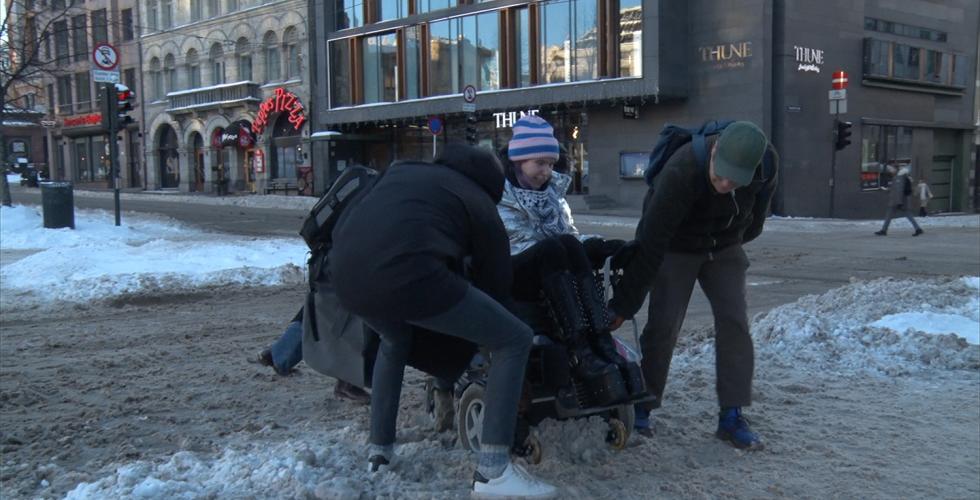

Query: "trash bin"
left=40, top=181, right=75, bottom=229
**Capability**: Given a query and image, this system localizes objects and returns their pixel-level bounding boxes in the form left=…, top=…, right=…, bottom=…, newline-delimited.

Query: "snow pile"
left=748, top=276, right=979, bottom=376
left=0, top=205, right=308, bottom=308
left=765, top=214, right=980, bottom=232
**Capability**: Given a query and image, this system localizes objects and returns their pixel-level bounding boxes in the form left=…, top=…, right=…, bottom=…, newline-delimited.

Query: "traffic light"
left=465, top=114, right=478, bottom=145
left=834, top=120, right=852, bottom=151
left=115, top=84, right=136, bottom=128
left=99, top=84, right=117, bottom=132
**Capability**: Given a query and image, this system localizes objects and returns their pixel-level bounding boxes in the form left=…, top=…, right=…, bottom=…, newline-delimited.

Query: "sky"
left=0, top=203, right=977, bottom=498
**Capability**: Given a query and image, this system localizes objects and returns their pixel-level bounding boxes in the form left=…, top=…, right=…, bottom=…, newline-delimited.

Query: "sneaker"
left=367, top=454, right=390, bottom=473
left=248, top=349, right=274, bottom=368
left=472, top=462, right=557, bottom=499
left=874, top=230, right=887, bottom=236
left=334, top=380, right=371, bottom=405
left=716, top=407, right=764, bottom=450
left=913, top=228, right=924, bottom=236
left=433, top=388, right=455, bottom=432
left=634, top=406, right=654, bottom=438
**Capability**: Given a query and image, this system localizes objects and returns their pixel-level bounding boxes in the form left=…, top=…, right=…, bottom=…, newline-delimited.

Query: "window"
left=515, top=7, right=531, bottom=87
left=57, top=75, right=73, bottom=114
left=210, top=43, right=225, bottom=85
left=186, top=49, right=201, bottom=87
left=24, top=16, right=38, bottom=58
left=161, top=0, right=173, bottom=29
left=74, top=72, right=91, bottom=111
left=190, top=0, right=202, bottom=21
left=209, top=0, right=220, bottom=17
left=619, top=152, right=647, bottom=178
left=404, top=26, right=421, bottom=100
left=263, top=31, right=280, bottom=81
left=952, top=54, right=969, bottom=88
left=329, top=40, right=352, bottom=107
left=47, top=84, right=55, bottom=113
left=336, top=0, right=363, bottom=30
left=864, top=17, right=947, bottom=42
left=226, top=0, right=238, bottom=12
left=618, top=0, right=642, bottom=77
left=864, top=38, right=889, bottom=77
left=415, top=0, right=452, bottom=14
left=540, top=0, right=598, bottom=83
left=54, top=20, right=69, bottom=65
left=893, top=44, right=920, bottom=80
left=236, top=38, right=252, bottom=81
left=149, top=57, right=163, bottom=100
left=121, top=9, right=134, bottom=40
left=379, top=0, right=408, bottom=22
left=164, top=54, right=176, bottom=93
left=860, top=125, right=913, bottom=190
left=427, top=12, right=500, bottom=96
left=284, top=27, right=300, bottom=79
left=923, top=50, right=945, bottom=84
left=124, top=68, right=137, bottom=94
left=148, top=1, right=159, bottom=31
left=862, top=38, right=967, bottom=89
left=52, top=0, right=65, bottom=10
left=72, top=14, right=87, bottom=62
left=91, top=9, right=108, bottom=44
left=362, top=32, right=397, bottom=103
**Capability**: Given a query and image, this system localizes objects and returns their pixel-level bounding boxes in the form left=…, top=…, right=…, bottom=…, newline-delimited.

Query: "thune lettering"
left=699, top=42, right=753, bottom=62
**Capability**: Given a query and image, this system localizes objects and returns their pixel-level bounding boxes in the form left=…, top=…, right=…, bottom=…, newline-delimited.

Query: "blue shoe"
left=634, top=406, right=653, bottom=437
left=716, top=407, right=764, bottom=450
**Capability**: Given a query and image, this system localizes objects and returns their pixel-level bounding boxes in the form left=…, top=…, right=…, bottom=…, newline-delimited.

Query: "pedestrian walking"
left=875, top=165, right=923, bottom=236
left=330, top=144, right=556, bottom=499
left=608, top=121, right=779, bottom=450
left=917, top=178, right=934, bottom=217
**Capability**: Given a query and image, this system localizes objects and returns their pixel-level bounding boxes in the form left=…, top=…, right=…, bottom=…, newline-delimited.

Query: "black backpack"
left=644, top=120, right=734, bottom=186
left=902, top=176, right=912, bottom=197
left=299, top=165, right=381, bottom=251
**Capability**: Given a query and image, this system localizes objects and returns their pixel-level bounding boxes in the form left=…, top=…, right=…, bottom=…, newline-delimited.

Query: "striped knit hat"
left=508, top=115, right=560, bottom=162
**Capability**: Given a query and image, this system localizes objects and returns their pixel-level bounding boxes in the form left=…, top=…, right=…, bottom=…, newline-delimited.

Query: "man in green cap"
left=608, top=121, right=778, bottom=450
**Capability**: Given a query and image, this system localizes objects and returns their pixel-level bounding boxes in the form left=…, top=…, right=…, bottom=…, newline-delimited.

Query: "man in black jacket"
left=609, top=121, right=778, bottom=450
left=330, top=145, right=556, bottom=499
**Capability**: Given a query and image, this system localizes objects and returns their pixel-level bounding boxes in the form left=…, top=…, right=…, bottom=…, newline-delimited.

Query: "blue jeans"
left=269, top=320, right=304, bottom=375
left=365, top=286, right=532, bottom=449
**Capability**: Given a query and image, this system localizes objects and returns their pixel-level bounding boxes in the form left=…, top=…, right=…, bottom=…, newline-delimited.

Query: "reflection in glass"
left=476, top=12, right=500, bottom=90
left=515, top=7, right=531, bottom=87
left=573, top=0, right=598, bottom=81
left=428, top=19, right=457, bottom=96
left=379, top=0, right=408, bottom=22
left=404, top=27, right=421, bottom=99
left=330, top=40, right=352, bottom=107
left=893, top=44, right=919, bottom=80
left=619, top=0, right=642, bottom=77
left=427, top=13, right=499, bottom=96
left=540, top=0, right=571, bottom=83
left=416, top=0, right=451, bottom=14
left=363, top=33, right=398, bottom=103
left=335, top=0, right=363, bottom=29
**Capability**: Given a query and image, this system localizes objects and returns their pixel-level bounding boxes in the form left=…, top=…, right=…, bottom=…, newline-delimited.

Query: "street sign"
left=462, top=85, right=477, bottom=103
left=832, top=70, right=848, bottom=89
left=92, top=69, right=120, bottom=83
left=427, top=116, right=443, bottom=135
left=462, top=103, right=476, bottom=112
left=40, top=120, right=57, bottom=127
left=829, top=99, right=847, bottom=115
left=92, top=43, right=119, bottom=70
left=828, top=89, right=846, bottom=100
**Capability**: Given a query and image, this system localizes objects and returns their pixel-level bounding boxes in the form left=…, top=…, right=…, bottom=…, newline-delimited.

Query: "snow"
left=0, top=205, right=308, bottom=309
left=6, top=173, right=21, bottom=184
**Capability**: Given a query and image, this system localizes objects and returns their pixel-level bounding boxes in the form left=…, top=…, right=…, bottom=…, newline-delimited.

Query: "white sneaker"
left=471, top=462, right=557, bottom=499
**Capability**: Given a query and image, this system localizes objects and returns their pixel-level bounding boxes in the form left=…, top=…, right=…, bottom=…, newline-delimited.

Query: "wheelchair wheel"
left=606, top=404, right=634, bottom=450
left=523, top=435, right=543, bottom=465
left=458, top=383, right=486, bottom=451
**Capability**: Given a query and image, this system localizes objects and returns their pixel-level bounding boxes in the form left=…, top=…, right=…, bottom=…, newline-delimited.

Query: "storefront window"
left=404, top=27, right=421, bottom=100
left=74, top=138, right=90, bottom=182
left=272, top=113, right=302, bottom=181
left=158, top=125, right=180, bottom=188
left=362, top=32, right=398, bottom=103
left=330, top=40, right=352, bottom=107
left=619, top=0, right=642, bottom=77
left=860, top=125, right=913, bottom=191
left=515, top=7, right=531, bottom=87
left=619, top=152, right=646, bottom=178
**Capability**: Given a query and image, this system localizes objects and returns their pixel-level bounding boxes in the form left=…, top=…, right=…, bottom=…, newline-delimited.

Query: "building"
left=309, top=0, right=979, bottom=217
left=8, top=0, right=146, bottom=188
left=140, top=0, right=312, bottom=195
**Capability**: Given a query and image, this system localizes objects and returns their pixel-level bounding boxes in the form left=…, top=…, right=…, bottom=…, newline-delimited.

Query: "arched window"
left=163, top=53, right=176, bottom=93
left=149, top=57, right=162, bottom=99
left=190, top=0, right=202, bottom=21
left=236, top=37, right=252, bottom=81
left=263, top=31, right=280, bottom=82
left=186, top=49, right=201, bottom=88
left=210, top=42, right=225, bottom=85
left=283, top=27, right=301, bottom=79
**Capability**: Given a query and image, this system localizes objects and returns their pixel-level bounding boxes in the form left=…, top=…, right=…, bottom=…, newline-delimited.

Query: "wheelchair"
left=425, top=261, right=655, bottom=463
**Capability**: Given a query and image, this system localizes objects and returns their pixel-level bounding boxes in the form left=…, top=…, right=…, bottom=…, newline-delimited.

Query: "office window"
left=186, top=49, right=201, bottom=87
left=74, top=72, right=91, bottom=111
left=54, top=20, right=69, bottom=65
left=190, top=0, right=202, bottom=21
left=515, top=7, right=531, bottom=87
left=415, top=0, right=452, bottom=14
left=404, top=26, right=421, bottom=99
left=952, top=54, right=968, bottom=88
left=893, top=44, right=920, bottom=80
left=57, top=75, right=73, bottom=114
left=210, top=43, right=225, bottom=85
left=149, top=57, right=163, bottom=99
left=121, top=9, right=134, bottom=40
left=540, top=0, right=598, bottom=83
left=459, top=12, right=500, bottom=91
left=329, top=39, right=352, bottom=107
left=336, top=0, right=363, bottom=30
left=284, top=27, right=300, bottom=79
left=379, top=0, right=408, bottom=22
left=236, top=38, right=252, bottom=81
left=264, top=31, right=280, bottom=81
left=91, top=9, right=108, bottom=44
left=161, top=0, right=173, bottom=29
left=428, top=19, right=456, bottom=96
left=923, top=50, right=945, bottom=84
left=148, top=0, right=159, bottom=31
left=864, top=38, right=889, bottom=77
left=72, top=14, right=87, bottom=62
left=164, top=54, right=176, bottom=93
left=618, top=0, right=642, bottom=77
left=362, top=32, right=398, bottom=103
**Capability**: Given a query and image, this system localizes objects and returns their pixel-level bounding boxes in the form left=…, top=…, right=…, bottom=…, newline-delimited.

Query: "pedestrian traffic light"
left=835, top=120, right=852, bottom=151
left=99, top=84, right=117, bottom=132
left=115, top=84, right=136, bottom=128
left=465, top=114, right=478, bottom=145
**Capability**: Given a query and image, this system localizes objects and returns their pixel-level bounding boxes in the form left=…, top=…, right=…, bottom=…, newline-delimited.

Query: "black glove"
left=610, top=240, right=640, bottom=270
left=583, top=238, right=626, bottom=269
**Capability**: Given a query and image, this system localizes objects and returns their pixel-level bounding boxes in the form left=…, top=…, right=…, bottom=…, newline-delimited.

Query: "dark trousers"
left=880, top=204, right=922, bottom=233
left=638, top=244, right=753, bottom=411
left=511, top=234, right=591, bottom=301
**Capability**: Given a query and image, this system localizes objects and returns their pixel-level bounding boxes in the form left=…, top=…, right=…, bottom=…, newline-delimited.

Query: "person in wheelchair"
left=497, top=116, right=644, bottom=407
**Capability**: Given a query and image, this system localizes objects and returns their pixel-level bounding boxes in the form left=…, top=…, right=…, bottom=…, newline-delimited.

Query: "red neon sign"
left=63, top=113, right=102, bottom=128
left=252, top=88, right=306, bottom=135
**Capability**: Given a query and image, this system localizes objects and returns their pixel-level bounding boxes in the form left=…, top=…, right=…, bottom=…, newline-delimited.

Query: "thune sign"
left=493, top=109, right=540, bottom=128
left=794, top=45, right=824, bottom=73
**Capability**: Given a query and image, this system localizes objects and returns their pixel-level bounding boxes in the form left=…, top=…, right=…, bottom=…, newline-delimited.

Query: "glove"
left=583, top=238, right=626, bottom=269
left=610, top=240, right=640, bottom=270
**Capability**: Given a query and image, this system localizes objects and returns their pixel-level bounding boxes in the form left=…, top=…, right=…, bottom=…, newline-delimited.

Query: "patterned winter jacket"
left=497, top=171, right=583, bottom=255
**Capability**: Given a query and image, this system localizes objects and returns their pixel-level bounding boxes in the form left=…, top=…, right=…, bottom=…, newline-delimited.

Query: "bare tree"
left=1, top=0, right=75, bottom=205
